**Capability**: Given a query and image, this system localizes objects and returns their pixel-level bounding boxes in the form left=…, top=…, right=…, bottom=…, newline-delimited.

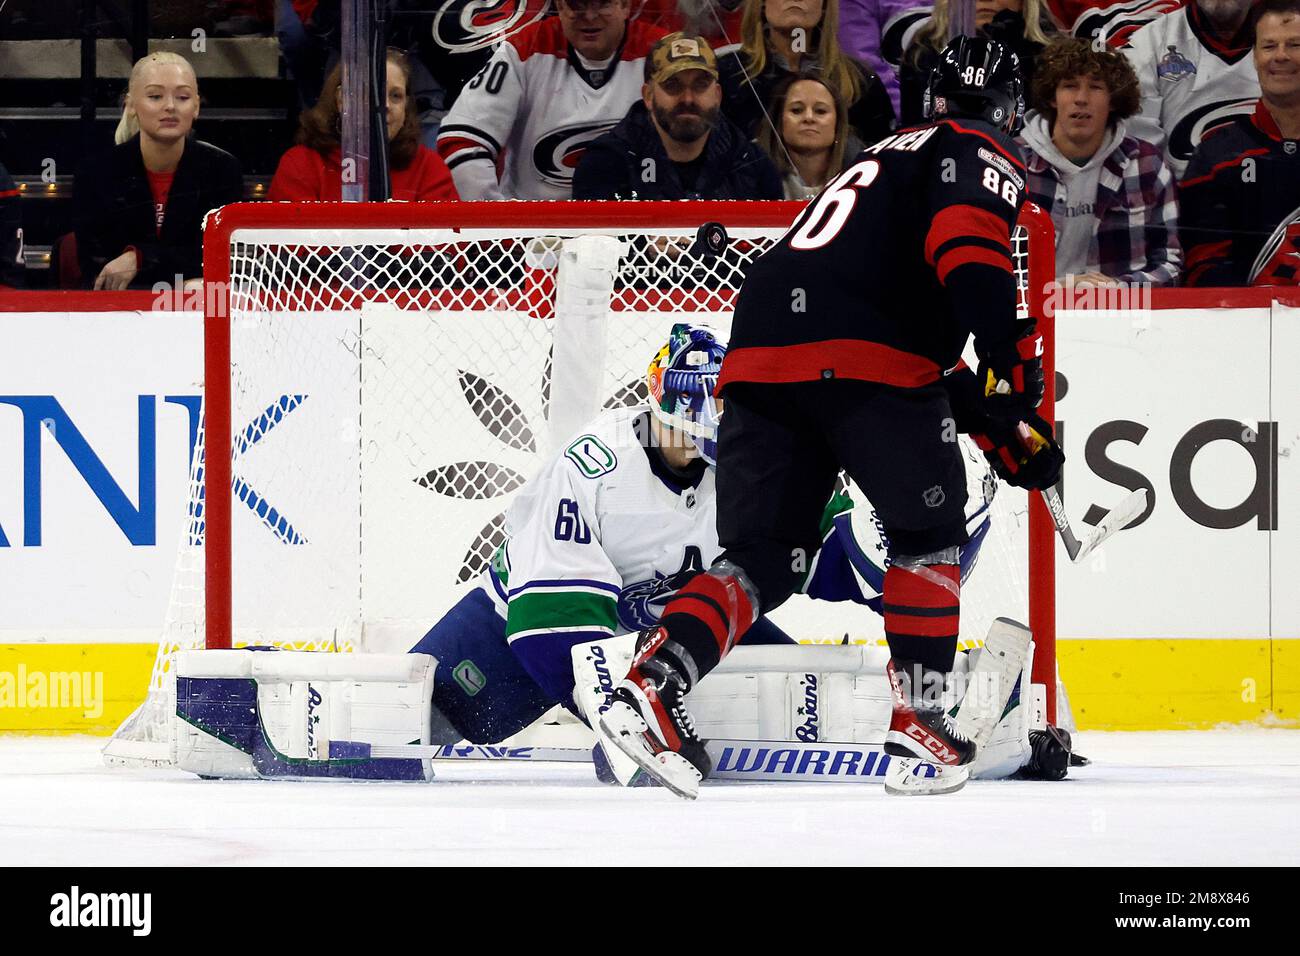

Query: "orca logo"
left=1168, top=98, right=1257, bottom=164
left=533, top=121, right=619, bottom=186
left=431, top=0, right=552, bottom=54
left=617, top=546, right=706, bottom=631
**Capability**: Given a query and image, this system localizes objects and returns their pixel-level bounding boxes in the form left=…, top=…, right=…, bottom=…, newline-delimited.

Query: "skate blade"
left=884, top=756, right=969, bottom=796
left=599, top=702, right=701, bottom=801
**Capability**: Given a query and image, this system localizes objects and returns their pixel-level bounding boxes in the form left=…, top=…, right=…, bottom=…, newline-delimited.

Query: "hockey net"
left=105, top=200, right=1057, bottom=766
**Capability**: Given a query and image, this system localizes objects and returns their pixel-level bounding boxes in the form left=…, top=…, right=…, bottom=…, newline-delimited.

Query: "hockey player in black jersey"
left=599, top=36, right=1066, bottom=798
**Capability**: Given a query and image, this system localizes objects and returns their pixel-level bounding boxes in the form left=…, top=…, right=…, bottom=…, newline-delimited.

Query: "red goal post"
left=199, top=200, right=1059, bottom=721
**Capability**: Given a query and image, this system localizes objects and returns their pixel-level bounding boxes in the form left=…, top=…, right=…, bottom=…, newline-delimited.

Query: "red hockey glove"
left=972, top=414, right=1063, bottom=491
left=978, top=324, right=1045, bottom=420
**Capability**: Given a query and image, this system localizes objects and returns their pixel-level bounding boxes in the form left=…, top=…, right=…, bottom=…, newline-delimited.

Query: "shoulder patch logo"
left=432, top=0, right=551, bottom=54
left=565, top=434, right=618, bottom=477
left=977, top=147, right=1025, bottom=190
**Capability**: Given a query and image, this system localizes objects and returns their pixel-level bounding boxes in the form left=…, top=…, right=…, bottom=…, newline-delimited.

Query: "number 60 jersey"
left=718, top=118, right=1029, bottom=396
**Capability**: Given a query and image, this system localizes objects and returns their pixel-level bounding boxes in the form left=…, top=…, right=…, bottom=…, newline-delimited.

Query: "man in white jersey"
left=1125, top=0, right=1262, bottom=176
left=435, top=0, right=668, bottom=199
left=408, top=324, right=999, bottom=747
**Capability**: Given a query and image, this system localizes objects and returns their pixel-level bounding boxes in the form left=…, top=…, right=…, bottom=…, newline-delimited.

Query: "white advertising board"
left=0, top=305, right=1295, bottom=643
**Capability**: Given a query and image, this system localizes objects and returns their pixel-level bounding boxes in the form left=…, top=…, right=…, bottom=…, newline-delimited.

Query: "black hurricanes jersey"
left=719, top=119, right=1028, bottom=393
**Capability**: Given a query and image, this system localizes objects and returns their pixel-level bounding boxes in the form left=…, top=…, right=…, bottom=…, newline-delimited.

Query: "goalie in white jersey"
left=410, top=324, right=999, bottom=747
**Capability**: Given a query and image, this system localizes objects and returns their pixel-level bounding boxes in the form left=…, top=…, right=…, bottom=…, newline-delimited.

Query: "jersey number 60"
left=787, top=159, right=881, bottom=251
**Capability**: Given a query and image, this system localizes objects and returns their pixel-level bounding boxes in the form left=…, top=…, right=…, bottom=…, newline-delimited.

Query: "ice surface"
left=1, top=731, right=1296, bottom=866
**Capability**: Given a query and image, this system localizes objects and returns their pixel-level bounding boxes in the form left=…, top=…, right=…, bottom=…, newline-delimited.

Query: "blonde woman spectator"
left=718, top=0, right=895, bottom=145
left=755, top=75, right=858, bottom=197
left=270, top=48, right=459, bottom=201
left=898, top=0, right=1054, bottom=126
left=74, top=52, right=242, bottom=290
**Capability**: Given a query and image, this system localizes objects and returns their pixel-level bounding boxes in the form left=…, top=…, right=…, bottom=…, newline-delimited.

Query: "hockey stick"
left=333, top=738, right=949, bottom=787
left=1013, top=421, right=1147, bottom=562
left=1040, top=482, right=1147, bottom=563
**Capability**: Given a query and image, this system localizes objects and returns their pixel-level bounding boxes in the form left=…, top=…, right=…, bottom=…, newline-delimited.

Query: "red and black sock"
left=648, top=571, right=756, bottom=687
left=883, top=562, right=960, bottom=675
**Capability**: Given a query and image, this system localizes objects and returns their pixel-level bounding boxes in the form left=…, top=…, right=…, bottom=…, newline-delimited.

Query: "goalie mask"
left=646, top=323, right=727, bottom=466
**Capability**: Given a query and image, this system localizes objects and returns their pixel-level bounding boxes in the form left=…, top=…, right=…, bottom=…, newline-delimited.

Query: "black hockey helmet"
left=923, top=35, right=1026, bottom=135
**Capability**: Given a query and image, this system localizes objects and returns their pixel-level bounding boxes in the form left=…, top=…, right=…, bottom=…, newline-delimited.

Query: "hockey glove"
left=972, top=414, right=1063, bottom=491
left=977, top=324, right=1045, bottom=420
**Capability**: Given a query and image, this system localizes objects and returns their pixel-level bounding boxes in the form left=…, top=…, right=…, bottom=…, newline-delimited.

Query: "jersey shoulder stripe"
left=509, top=18, right=569, bottom=60
left=938, top=119, right=1026, bottom=173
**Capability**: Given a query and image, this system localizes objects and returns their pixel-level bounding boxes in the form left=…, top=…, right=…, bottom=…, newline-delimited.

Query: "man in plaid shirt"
left=1017, top=37, right=1182, bottom=287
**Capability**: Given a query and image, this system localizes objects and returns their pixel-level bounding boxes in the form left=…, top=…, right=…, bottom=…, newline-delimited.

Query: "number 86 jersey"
left=718, top=118, right=1029, bottom=396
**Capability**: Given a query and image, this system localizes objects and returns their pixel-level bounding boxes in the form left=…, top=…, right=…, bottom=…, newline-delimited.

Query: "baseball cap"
left=647, top=33, right=719, bottom=85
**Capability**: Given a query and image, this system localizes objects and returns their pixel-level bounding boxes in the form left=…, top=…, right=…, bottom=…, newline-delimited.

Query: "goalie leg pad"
left=411, top=587, right=558, bottom=744
left=173, top=650, right=437, bottom=781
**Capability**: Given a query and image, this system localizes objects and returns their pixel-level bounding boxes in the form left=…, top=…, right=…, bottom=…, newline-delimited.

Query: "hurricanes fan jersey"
left=1125, top=2, right=1260, bottom=177
left=1049, top=0, right=1184, bottom=47
left=719, top=119, right=1027, bottom=394
left=436, top=18, right=667, bottom=200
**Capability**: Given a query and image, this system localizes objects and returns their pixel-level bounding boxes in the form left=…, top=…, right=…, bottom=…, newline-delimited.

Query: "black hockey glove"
left=972, top=414, right=1063, bottom=491
left=977, top=323, right=1046, bottom=421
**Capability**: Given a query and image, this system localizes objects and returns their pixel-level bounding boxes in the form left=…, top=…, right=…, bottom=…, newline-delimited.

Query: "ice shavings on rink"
left=1, top=730, right=1297, bottom=866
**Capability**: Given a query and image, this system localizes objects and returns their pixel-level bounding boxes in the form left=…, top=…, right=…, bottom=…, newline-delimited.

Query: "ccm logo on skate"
left=795, top=674, right=819, bottom=742
left=50, top=886, right=151, bottom=936
left=906, top=726, right=960, bottom=764
left=589, top=645, right=616, bottom=714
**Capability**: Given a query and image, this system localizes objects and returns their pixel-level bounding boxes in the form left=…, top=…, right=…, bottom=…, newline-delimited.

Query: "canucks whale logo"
left=617, top=547, right=706, bottom=631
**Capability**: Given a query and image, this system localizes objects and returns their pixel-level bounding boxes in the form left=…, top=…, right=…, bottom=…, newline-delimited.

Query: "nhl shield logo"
left=923, top=485, right=946, bottom=508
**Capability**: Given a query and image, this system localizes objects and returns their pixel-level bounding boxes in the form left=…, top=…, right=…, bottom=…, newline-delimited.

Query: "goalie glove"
left=977, top=323, right=1045, bottom=420
left=972, top=414, right=1063, bottom=491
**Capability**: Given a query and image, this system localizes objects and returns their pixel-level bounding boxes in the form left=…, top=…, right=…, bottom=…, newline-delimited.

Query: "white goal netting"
left=105, top=205, right=1045, bottom=765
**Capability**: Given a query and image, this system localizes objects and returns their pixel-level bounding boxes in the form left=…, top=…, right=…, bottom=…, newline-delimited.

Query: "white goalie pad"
left=172, top=650, right=436, bottom=781
left=570, top=635, right=1041, bottom=785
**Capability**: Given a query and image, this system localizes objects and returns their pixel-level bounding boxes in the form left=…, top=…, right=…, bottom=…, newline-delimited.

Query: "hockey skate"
left=598, top=628, right=711, bottom=800
left=883, top=658, right=975, bottom=796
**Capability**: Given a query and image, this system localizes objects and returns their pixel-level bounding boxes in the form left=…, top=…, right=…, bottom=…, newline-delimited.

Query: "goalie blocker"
left=169, top=621, right=1072, bottom=788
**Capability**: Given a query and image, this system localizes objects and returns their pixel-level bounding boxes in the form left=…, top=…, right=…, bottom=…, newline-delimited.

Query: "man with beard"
left=1124, top=0, right=1262, bottom=177
left=573, top=33, right=784, bottom=199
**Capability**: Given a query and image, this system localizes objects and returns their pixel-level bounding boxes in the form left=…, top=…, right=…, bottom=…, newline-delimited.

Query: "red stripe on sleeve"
left=934, top=245, right=1012, bottom=284
left=925, top=205, right=1011, bottom=266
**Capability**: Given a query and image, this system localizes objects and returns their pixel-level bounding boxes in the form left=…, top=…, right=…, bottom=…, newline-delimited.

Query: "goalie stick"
left=333, top=738, right=947, bottom=785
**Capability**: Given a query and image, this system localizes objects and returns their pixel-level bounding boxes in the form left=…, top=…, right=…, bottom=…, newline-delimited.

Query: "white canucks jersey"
left=485, top=407, right=724, bottom=649
left=481, top=406, right=997, bottom=657
left=435, top=19, right=667, bottom=200
left=1124, top=4, right=1260, bottom=177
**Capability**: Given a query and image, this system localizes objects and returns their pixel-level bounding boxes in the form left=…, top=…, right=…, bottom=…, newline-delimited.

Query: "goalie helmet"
left=924, top=35, right=1026, bottom=135
left=646, top=323, right=727, bottom=466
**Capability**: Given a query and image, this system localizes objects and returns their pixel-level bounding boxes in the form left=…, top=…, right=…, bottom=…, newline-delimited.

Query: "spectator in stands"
left=899, top=0, right=1054, bottom=127
left=437, top=0, right=668, bottom=199
left=275, top=0, right=330, bottom=108
left=840, top=0, right=932, bottom=116
left=0, top=161, right=22, bottom=288
left=754, top=75, right=857, bottom=197
left=1018, top=38, right=1182, bottom=287
left=1181, top=0, right=1300, bottom=286
left=74, top=52, right=242, bottom=291
left=574, top=33, right=785, bottom=198
left=269, top=48, right=459, bottom=201
left=718, top=0, right=895, bottom=146
left=1124, top=0, right=1261, bottom=178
